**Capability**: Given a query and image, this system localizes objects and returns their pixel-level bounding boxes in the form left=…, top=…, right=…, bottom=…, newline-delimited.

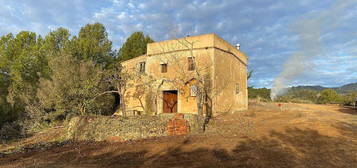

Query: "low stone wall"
left=66, top=113, right=201, bottom=141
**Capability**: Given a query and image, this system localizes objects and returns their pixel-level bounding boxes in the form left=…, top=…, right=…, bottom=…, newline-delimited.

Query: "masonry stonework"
left=119, top=33, right=248, bottom=116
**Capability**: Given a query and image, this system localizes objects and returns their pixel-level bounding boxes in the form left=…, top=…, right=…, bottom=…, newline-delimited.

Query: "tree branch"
left=93, top=90, right=119, bottom=100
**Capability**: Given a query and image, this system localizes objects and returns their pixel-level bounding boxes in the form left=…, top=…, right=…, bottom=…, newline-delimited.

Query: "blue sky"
left=0, top=0, right=356, bottom=88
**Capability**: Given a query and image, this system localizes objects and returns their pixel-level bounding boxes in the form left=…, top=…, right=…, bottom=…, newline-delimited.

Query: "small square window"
left=139, top=62, right=145, bottom=73
left=161, top=64, right=167, bottom=73
left=188, top=57, right=195, bottom=71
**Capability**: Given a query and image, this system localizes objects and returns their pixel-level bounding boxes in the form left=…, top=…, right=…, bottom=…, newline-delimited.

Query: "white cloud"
left=117, top=12, right=127, bottom=20
left=0, top=0, right=356, bottom=87
left=127, top=2, right=135, bottom=9
left=138, top=3, right=146, bottom=9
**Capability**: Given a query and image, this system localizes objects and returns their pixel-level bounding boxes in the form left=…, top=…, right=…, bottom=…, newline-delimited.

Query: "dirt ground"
left=1, top=102, right=357, bottom=168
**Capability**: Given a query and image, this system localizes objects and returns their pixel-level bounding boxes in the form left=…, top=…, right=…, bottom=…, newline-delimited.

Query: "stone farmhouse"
left=119, top=33, right=248, bottom=117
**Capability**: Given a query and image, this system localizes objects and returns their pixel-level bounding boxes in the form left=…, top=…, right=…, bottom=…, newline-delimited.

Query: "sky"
left=0, top=0, right=356, bottom=88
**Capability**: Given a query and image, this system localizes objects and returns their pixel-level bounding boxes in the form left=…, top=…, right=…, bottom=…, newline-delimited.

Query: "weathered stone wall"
left=119, top=33, right=248, bottom=116
left=66, top=114, right=201, bottom=141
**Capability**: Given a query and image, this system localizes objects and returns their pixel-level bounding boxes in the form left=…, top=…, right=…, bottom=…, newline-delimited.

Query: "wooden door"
left=163, top=91, right=178, bottom=113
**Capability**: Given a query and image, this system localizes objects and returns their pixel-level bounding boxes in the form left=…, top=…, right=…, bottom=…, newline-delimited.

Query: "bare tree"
left=154, top=37, right=234, bottom=131
left=94, top=64, right=132, bottom=117
left=130, top=72, right=156, bottom=114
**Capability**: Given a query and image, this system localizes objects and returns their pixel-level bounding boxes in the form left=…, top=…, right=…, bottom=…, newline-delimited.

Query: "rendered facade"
left=119, top=33, right=248, bottom=116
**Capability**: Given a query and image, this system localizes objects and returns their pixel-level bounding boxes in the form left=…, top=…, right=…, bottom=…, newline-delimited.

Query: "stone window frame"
left=139, top=61, right=146, bottom=73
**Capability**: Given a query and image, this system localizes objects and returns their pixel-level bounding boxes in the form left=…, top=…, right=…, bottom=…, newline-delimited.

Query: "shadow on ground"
left=1, top=127, right=356, bottom=168
left=0, top=122, right=34, bottom=144
left=338, top=106, right=357, bottom=115
left=333, top=121, right=357, bottom=140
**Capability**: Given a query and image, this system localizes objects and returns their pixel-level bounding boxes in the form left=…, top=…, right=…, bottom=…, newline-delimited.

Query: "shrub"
left=274, top=89, right=318, bottom=104
left=340, top=91, right=357, bottom=105
left=248, top=87, right=271, bottom=101
left=317, top=89, right=342, bottom=104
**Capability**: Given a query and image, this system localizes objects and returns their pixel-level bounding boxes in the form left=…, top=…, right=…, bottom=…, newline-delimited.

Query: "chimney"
left=236, top=43, right=240, bottom=50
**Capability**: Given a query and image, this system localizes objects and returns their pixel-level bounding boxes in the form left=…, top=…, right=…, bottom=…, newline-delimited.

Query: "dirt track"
left=1, top=102, right=357, bottom=168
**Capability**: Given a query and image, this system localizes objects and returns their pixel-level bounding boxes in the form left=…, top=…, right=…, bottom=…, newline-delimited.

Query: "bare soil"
left=1, top=102, right=357, bottom=168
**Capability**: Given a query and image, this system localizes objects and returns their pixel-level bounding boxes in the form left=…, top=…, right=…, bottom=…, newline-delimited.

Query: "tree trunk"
left=118, top=83, right=126, bottom=117
left=79, top=105, right=86, bottom=116
left=120, top=93, right=126, bottom=117
left=196, top=89, right=205, bottom=132
left=137, top=96, right=146, bottom=114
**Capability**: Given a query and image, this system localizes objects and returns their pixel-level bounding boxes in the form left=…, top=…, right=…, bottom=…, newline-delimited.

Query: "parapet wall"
left=66, top=114, right=201, bottom=141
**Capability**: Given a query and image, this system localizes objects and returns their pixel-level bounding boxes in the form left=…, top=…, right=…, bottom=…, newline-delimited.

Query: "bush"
left=248, top=87, right=271, bottom=101
left=274, top=89, right=319, bottom=104
left=36, top=53, right=114, bottom=122
left=0, top=122, right=22, bottom=141
left=340, top=91, right=357, bottom=105
left=317, top=89, right=342, bottom=104
left=0, top=103, right=16, bottom=128
left=275, top=96, right=315, bottom=104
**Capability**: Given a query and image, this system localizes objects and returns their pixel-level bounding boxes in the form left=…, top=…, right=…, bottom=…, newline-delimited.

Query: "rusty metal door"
left=163, top=91, right=178, bottom=113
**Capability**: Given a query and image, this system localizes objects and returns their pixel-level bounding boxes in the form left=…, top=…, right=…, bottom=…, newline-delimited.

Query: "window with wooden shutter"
left=161, top=63, right=167, bottom=73
left=236, top=83, right=240, bottom=94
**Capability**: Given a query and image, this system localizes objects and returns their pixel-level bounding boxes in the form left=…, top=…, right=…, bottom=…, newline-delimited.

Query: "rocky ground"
left=1, top=102, right=357, bottom=168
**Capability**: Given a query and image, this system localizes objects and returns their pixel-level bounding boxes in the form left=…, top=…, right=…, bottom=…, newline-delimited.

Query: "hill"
left=292, top=82, right=357, bottom=94
left=291, top=85, right=327, bottom=91
left=335, top=82, right=357, bottom=93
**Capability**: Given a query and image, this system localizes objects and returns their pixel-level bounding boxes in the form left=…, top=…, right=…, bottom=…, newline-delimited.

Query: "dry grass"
left=1, top=102, right=357, bottom=168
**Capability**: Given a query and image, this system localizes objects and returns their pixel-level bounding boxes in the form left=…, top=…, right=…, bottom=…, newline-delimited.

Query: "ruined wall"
left=66, top=114, right=201, bottom=141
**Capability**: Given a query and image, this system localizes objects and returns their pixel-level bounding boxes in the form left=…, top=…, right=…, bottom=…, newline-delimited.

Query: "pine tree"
left=0, top=31, right=48, bottom=121
left=71, top=23, right=113, bottom=64
left=118, top=32, right=154, bottom=61
left=43, top=27, right=70, bottom=56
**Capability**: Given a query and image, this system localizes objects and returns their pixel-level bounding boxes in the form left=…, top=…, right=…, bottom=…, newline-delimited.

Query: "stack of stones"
left=167, top=113, right=190, bottom=136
